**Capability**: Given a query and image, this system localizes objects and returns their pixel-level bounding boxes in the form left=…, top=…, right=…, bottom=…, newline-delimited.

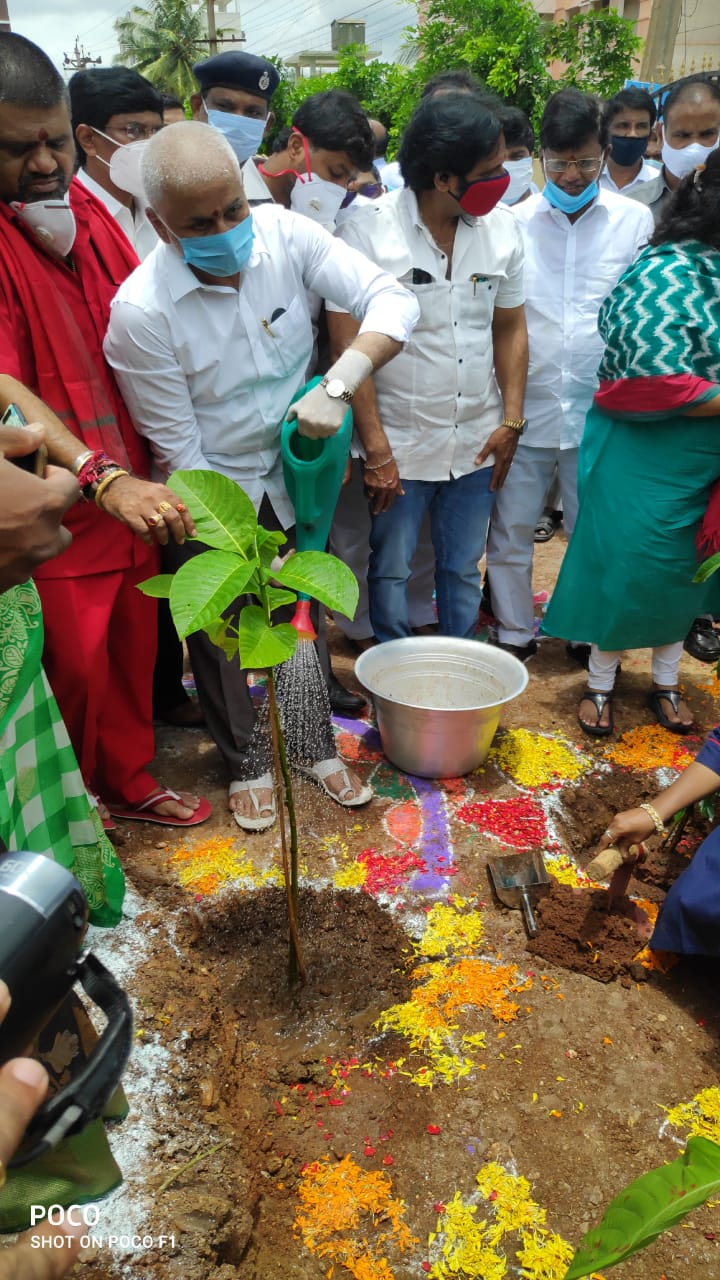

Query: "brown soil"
left=556, top=768, right=654, bottom=861
left=527, top=883, right=653, bottom=983
left=73, top=536, right=720, bottom=1280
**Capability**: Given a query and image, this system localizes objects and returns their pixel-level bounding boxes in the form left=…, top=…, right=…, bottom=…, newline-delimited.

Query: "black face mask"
left=610, top=134, right=649, bottom=167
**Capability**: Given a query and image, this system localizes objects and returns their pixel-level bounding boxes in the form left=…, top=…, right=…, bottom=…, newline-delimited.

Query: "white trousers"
left=329, top=460, right=436, bottom=641
left=588, top=641, right=685, bottom=692
left=485, top=445, right=580, bottom=645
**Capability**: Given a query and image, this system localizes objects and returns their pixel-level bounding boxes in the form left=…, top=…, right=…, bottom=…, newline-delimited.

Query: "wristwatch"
left=321, top=376, right=354, bottom=403
left=501, top=417, right=528, bottom=435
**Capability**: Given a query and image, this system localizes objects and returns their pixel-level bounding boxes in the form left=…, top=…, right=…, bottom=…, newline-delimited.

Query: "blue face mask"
left=178, top=214, right=255, bottom=277
left=204, top=103, right=266, bottom=164
left=543, top=177, right=599, bottom=214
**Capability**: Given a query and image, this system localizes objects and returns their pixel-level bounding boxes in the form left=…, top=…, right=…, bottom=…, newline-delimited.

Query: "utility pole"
left=198, top=3, right=245, bottom=52
left=63, top=36, right=102, bottom=72
left=205, top=0, right=218, bottom=55
left=640, top=0, right=683, bottom=83
left=0, top=0, right=10, bottom=34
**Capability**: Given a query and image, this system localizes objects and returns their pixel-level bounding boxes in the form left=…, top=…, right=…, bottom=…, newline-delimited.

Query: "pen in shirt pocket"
left=261, top=306, right=287, bottom=338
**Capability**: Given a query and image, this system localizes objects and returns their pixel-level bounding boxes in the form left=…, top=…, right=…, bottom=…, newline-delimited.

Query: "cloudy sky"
left=9, top=0, right=415, bottom=78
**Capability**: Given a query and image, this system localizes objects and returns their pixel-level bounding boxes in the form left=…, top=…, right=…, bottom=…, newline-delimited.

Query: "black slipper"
left=578, top=689, right=614, bottom=737
left=648, top=689, right=694, bottom=735
left=534, top=511, right=561, bottom=542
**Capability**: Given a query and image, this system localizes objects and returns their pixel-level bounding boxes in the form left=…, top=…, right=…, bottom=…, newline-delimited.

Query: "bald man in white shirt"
left=104, top=122, right=418, bottom=830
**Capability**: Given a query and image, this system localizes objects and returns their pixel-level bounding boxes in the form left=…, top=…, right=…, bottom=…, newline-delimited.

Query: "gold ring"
left=158, top=501, right=173, bottom=514
left=146, top=512, right=161, bottom=527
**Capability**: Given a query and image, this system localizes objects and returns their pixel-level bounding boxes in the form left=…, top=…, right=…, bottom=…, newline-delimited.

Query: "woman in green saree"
left=543, top=151, right=720, bottom=736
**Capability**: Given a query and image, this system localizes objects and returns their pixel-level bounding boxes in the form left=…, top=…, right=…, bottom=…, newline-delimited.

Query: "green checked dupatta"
left=0, top=581, right=124, bottom=927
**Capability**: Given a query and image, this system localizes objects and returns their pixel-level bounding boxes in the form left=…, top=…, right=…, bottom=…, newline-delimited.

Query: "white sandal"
left=298, top=757, right=373, bottom=807
left=229, top=773, right=276, bottom=832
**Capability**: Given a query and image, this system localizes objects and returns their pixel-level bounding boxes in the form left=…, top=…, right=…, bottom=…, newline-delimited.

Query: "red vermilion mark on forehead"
left=37, top=129, right=49, bottom=142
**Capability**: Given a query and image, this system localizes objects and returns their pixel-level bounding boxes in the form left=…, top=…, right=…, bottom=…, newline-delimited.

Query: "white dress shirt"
left=103, top=203, right=419, bottom=527
left=512, top=188, right=654, bottom=449
left=599, top=159, right=659, bottom=194
left=76, top=167, right=158, bottom=261
left=327, top=186, right=525, bottom=481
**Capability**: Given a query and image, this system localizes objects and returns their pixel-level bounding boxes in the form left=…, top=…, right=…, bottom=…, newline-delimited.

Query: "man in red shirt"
left=0, top=33, right=209, bottom=826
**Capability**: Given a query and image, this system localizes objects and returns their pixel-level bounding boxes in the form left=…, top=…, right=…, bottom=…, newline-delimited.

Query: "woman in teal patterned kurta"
left=543, top=153, right=720, bottom=737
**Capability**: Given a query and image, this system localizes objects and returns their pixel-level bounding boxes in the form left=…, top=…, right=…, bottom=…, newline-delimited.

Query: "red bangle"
left=77, top=453, right=127, bottom=501
left=76, top=451, right=113, bottom=489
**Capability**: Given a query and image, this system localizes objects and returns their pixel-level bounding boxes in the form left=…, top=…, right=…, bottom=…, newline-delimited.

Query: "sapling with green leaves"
left=139, top=470, right=359, bottom=986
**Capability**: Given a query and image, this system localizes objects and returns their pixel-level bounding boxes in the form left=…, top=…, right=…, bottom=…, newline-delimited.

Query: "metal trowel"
left=487, top=850, right=551, bottom=937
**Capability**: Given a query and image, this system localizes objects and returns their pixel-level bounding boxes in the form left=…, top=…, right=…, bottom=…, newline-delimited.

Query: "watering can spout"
left=290, top=598, right=316, bottom=640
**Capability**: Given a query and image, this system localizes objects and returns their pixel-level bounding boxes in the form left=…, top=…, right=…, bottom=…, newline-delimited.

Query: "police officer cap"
left=193, top=52, right=279, bottom=102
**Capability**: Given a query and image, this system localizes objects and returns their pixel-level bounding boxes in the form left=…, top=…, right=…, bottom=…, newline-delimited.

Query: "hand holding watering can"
left=286, top=349, right=371, bottom=439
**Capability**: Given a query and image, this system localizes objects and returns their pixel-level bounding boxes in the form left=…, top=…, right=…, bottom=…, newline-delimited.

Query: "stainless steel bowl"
left=355, top=637, right=528, bottom=778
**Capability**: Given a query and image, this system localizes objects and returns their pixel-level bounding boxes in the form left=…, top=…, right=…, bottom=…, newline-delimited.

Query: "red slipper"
left=107, top=788, right=212, bottom=827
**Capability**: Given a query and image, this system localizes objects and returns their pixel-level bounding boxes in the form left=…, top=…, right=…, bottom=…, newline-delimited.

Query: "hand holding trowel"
left=586, top=841, right=645, bottom=907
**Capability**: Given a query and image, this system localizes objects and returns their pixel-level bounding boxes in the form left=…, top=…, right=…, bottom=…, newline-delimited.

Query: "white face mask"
left=11, top=195, right=76, bottom=256
left=661, top=136, right=720, bottom=180
left=290, top=173, right=347, bottom=229
left=501, top=156, right=534, bottom=205
left=108, top=139, right=149, bottom=201
left=92, top=129, right=149, bottom=201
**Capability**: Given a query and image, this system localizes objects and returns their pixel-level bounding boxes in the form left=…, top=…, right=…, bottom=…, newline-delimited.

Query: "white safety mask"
left=290, top=173, right=347, bottom=229
left=11, top=194, right=76, bottom=256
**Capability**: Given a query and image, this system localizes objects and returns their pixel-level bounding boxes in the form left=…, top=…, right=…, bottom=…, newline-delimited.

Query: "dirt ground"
left=76, top=535, right=720, bottom=1280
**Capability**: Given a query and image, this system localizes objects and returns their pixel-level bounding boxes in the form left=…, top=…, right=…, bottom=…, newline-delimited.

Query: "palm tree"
left=115, top=0, right=206, bottom=100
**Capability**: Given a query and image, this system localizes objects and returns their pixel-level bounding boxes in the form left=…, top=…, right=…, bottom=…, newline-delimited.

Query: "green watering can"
left=280, top=376, right=353, bottom=639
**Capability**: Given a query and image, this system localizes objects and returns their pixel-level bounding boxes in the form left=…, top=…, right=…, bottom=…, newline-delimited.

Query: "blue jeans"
left=368, top=469, right=496, bottom=642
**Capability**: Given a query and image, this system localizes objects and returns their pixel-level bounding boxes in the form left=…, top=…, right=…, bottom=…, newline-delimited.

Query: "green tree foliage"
left=544, top=9, right=643, bottom=101
left=264, top=47, right=420, bottom=154
left=411, top=0, right=553, bottom=124
left=266, top=0, right=640, bottom=151
left=114, top=0, right=206, bottom=99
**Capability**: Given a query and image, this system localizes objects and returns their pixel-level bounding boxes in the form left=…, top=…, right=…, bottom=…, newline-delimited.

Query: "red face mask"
left=453, top=170, right=511, bottom=217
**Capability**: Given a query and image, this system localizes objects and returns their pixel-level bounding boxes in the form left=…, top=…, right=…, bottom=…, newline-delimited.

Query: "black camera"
left=0, top=851, right=133, bottom=1166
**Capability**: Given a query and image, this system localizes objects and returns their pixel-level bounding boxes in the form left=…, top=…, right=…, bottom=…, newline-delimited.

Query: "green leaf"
left=204, top=615, right=239, bottom=662
left=565, top=1136, right=720, bottom=1278
left=237, top=605, right=298, bottom=669
left=693, top=550, right=720, bottom=583
left=257, top=528, right=289, bottom=568
left=169, top=552, right=257, bottom=638
left=273, top=551, right=359, bottom=619
left=169, top=470, right=257, bottom=554
left=266, top=586, right=297, bottom=612
left=137, top=573, right=174, bottom=599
